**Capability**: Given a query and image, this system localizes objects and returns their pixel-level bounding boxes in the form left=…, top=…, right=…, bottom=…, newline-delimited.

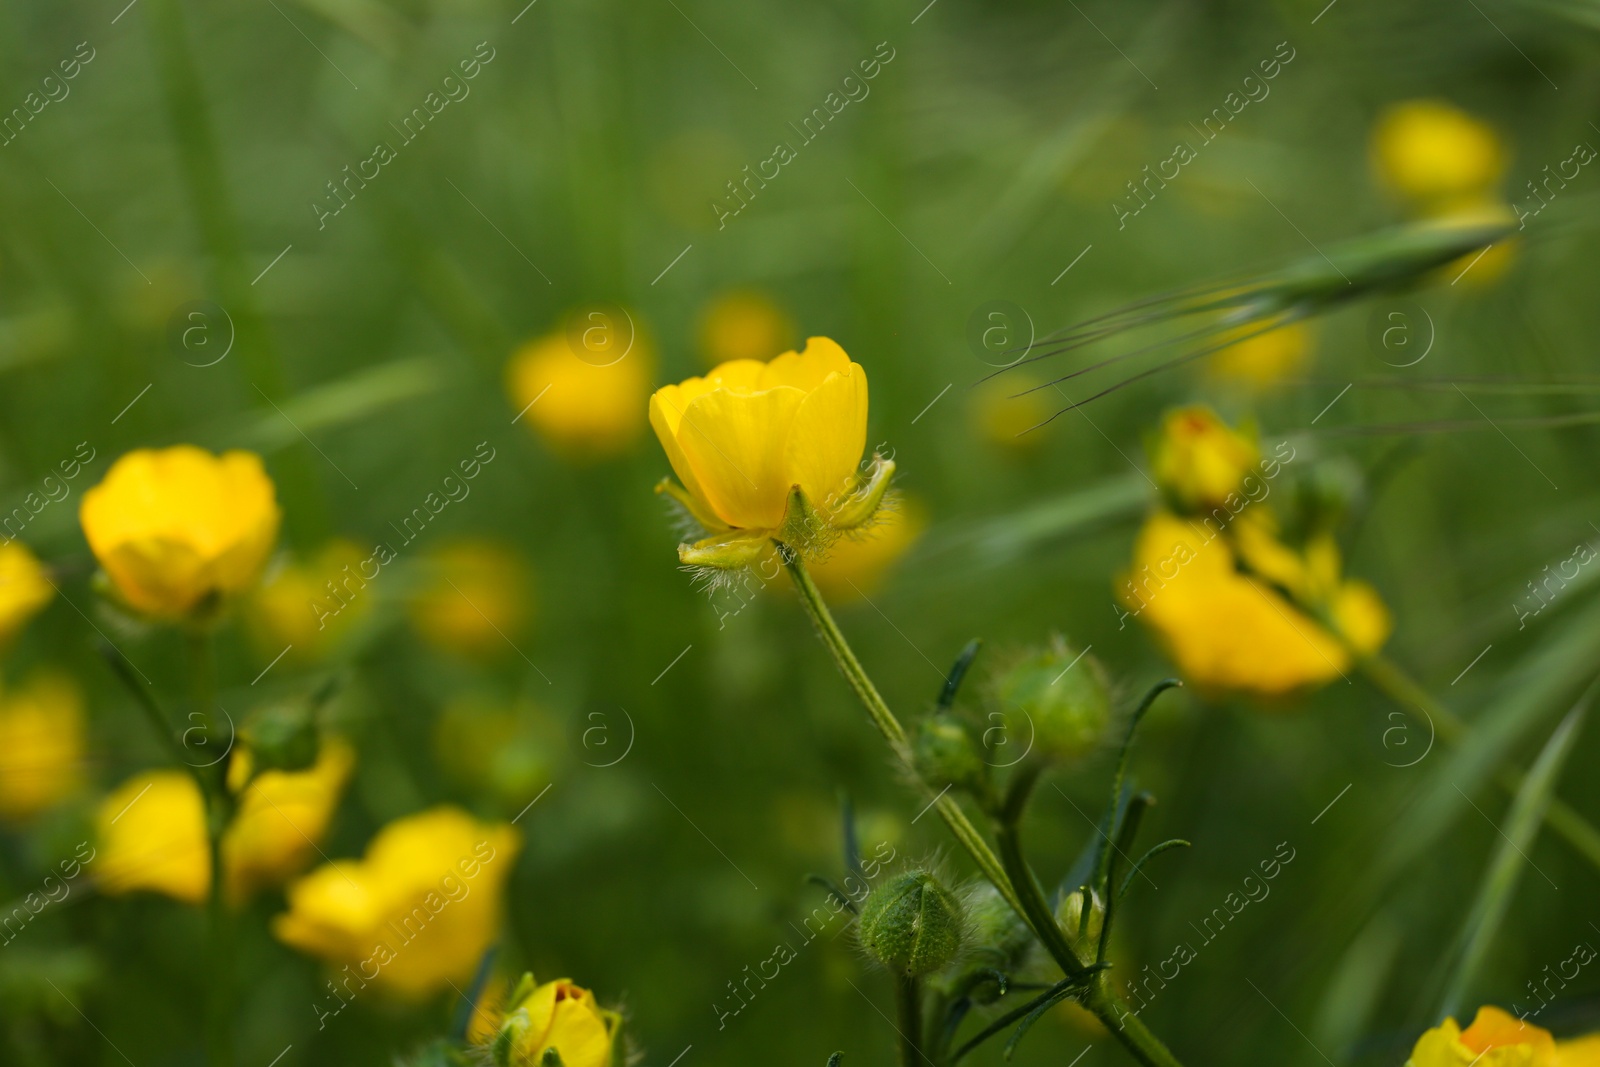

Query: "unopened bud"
left=914, top=713, right=987, bottom=794
left=1055, top=888, right=1104, bottom=954
left=858, top=870, right=965, bottom=977
left=995, top=638, right=1111, bottom=762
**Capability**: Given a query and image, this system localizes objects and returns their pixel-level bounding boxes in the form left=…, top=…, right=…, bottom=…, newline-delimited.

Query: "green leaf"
left=1435, top=685, right=1594, bottom=1019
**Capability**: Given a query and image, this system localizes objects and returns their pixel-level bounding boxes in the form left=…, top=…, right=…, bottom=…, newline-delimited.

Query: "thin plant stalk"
left=783, top=555, right=1185, bottom=1067
left=186, top=629, right=235, bottom=1067
left=894, top=974, right=924, bottom=1067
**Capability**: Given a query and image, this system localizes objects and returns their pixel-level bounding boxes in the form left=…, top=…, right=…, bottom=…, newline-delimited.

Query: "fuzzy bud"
left=914, top=713, right=987, bottom=794
left=858, top=870, right=965, bottom=977
left=994, top=638, right=1111, bottom=762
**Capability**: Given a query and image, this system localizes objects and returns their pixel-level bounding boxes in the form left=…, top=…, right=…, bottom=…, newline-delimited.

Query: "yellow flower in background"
left=0, top=672, right=85, bottom=821
left=224, top=738, right=356, bottom=899
left=434, top=695, right=559, bottom=810
left=698, top=290, right=794, bottom=367
left=1208, top=321, right=1313, bottom=389
left=484, top=973, right=621, bottom=1067
left=1150, top=406, right=1259, bottom=513
left=507, top=320, right=652, bottom=457
left=96, top=770, right=210, bottom=905
left=274, top=806, right=520, bottom=1000
left=650, top=337, right=892, bottom=567
left=248, top=539, right=372, bottom=661
left=1372, top=99, right=1507, bottom=206
left=80, top=446, right=280, bottom=620
left=808, top=499, right=926, bottom=601
left=1408, top=1006, right=1556, bottom=1067
left=0, top=541, right=53, bottom=647
left=1560, top=1035, right=1600, bottom=1066
left=970, top=375, right=1054, bottom=451
left=1421, top=198, right=1520, bottom=288
left=408, top=540, right=531, bottom=659
left=1120, top=511, right=1390, bottom=698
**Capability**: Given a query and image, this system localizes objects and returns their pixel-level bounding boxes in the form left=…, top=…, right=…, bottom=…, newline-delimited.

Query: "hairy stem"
left=894, top=974, right=923, bottom=1067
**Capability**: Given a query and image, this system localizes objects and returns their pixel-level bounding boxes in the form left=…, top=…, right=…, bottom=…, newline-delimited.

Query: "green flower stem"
left=186, top=630, right=235, bottom=1067
left=894, top=974, right=923, bottom=1067
left=783, top=555, right=1020, bottom=917
left=784, top=556, right=1185, bottom=1067
left=995, top=762, right=1085, bottom=979
left=1359, top=651, right=1600, bottom=870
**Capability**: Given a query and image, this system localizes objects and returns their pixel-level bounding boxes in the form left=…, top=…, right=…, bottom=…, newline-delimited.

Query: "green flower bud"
left=913, top=713, right=987, bottom=794
left=858, top=870, right=965, bottom=977
left=1055, top=888, right=1104, bottom=955
left=994, top=638, right=1111, bottom=762
left=240, top=700, right=319, bottom=774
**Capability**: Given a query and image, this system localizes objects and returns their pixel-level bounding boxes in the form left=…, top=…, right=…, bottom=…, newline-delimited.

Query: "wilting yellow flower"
left=80, top=446, right=280, bottom=620
left=507, top=322, right=652, bottom=457
left=699, top=290, right=794, bottom=368
left=1150, top=406, right=1259, bottom=513
left=1409, top=1006, right=1557, bottom=1067
left=484, top=973, right=621, bottom=1067
left=274, top=806, right=520, bottom=999
left=96, top=770, right=211, bottom=905
left=0, top=541, right=53, bottom=647
left=650, top=336, right=892, bottom=567
left=1372, top=99, right=1507, bottom=206
left=1208, top=322, right=1313, bottom=388
left=247, top=539, right=372, bottom=661
left=0, top=672, right=84, bottom=821
left=1120, top=511, right=1390, bottom=698
left=224, top=738, right=355, bottom=899
left=408, top=540, right=530, bottom=659
left=808, top=500, right=926, bottom=601
left=971, top=375, right=1054, bottom=451
left=435, top=695, right=560, bottom=809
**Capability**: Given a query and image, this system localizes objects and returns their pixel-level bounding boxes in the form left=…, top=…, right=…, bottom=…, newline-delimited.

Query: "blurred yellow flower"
left=698, top=290, right=794, bottom=367
left=1408, top=1006, right=1556, bottom=1067
left=96, top=770, right=210, bottom=905
left=0, top=541, right=53, bottom=647
left=434, top=694, right=559, bottom=809
left=1421, top=198, right=1520, bottom=288
left=484, top=973, right=621, bottom=1067
left=1150, top=406, right=1259, bottom=513
left=808, top=499, right=925, bottom=601
left=651, top=337, right=891, bottom=567
left=507, top=321, right=652, bottom=457
left=408, top=540, right=531, bottom=659
left=80, top=446, right=280, bottom=620
left=1208, top=321, right=1312, bottom=389
left=1561, top=1034, right=1600, bottom=1066
left=273, top=806, right=520, bottom=1000
left=0, top=672, right=85, bottom=821
left=970, top=375, right=1053, bottom=451
left=1372, top=99, right=1507, bottom=205
left=224, top=738, right=356, bottom=899
left=1120, top=511, right=1390, bottom=698
left=247, top=539, right=372, bottom=661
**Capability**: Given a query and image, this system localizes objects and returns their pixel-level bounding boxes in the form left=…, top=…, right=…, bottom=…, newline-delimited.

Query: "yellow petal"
left=761, top=336, right=853, bottom=391
left=781, top=360, right=868, bottom=514
left=675, top=386, right=807, bottom=529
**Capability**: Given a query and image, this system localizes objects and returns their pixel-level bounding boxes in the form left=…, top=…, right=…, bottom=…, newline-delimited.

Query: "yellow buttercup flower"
left=1208, top=321, right=1313, bottom=389
left=1559, top=1035, right=1600, bottom=1066
left=1120, top=511, right=1390, bottom=698
left=0, top=541, right=53, bottom=647
left=484, top=973, right=621, bottom=1067
left=1150, top=406, right=1259, bottom=513
left=698, top=290, right=794, bottom=367
left=273, top=806, right=520, bottom=1000
left=507, top=321, right=652, bottom=457
left=808, top=499, right=926, bottom=601
left=96, top=770, right=211, bottom=905
left=650, top=336, right=892, bottom=567
left=408, top=540, right=531, bottom=659
left=80, top=446, right=280, bottom=620
left=0, top=672, right=85, bottom=821
left=1372, top=99, right=1507, bottom=206
left=970, top=375, right=1054, bottom=451
left=1408, top=1006, right=1557, bottom=1067
left=247, top=539, right=373, bottom=661
left=224, top=738, right=356, bottom=899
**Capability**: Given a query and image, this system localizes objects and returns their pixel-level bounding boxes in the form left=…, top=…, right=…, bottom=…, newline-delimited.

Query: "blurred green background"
left=3, top=0, right=1600, bottom=1063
